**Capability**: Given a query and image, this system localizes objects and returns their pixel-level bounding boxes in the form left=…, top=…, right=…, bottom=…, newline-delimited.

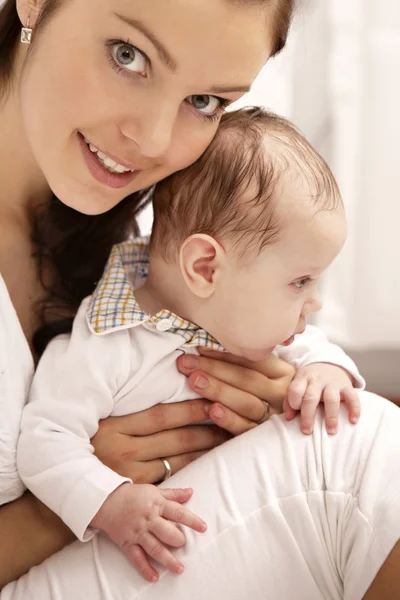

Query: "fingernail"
left=351, top=416, right=359, bottom=424
left=177, top=564, right=184, bottom=574
left=327, top=427, right=337, bottom=435
left=152, top=575, right=159, bottom=582
left=211, top=405, right=224, bottom=419
left=204, top=403, right=211, bottom=415
left=302, top=427, right=312, bottom=435
left=182, top=356, right=198, bottom=369
left=200, top=522, right=207, bottom=532
left=194, top=375, right=209, bottom=389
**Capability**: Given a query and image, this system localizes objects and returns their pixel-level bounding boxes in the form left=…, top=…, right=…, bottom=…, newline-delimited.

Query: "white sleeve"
left=275, top=325, right=365, bottom=389
left=0, top=276, right=34, bottom=505
left=17, top=299, right=132, bottom=541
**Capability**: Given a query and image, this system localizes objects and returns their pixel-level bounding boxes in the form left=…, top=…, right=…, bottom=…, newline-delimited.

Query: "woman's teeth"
left=85, top=139, right=133, bottom=174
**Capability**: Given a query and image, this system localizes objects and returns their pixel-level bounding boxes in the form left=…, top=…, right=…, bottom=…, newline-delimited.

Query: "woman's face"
left=18, top=0, right=272, bottom=214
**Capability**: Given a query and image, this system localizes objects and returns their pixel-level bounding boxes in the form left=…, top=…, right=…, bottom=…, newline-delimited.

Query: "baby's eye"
left=293, top=278, right=311, bottom=289
left=112, top=42, right=147, bottom=75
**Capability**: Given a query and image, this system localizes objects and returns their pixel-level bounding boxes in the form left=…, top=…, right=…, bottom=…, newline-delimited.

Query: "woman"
left=0, top=0, right=399, bottom=597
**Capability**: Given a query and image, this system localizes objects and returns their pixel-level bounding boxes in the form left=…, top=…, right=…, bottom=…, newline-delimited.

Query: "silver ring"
left=161, top=458, right=172, bottom=482
left=257, top=401, right=271, bottom=424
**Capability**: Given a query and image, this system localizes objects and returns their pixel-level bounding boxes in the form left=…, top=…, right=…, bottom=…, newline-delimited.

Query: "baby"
left=18, top=108, right=363, bottom=582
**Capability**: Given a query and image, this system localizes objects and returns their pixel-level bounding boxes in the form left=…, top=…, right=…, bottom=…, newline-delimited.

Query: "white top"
left=5, top=393, right=400, bottom=600
left=0, top=275, right=34, bottom=505
left=17, top=240, right=365, bottom=542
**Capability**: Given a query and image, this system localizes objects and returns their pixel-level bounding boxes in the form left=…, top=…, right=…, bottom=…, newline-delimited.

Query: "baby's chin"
left=236, top=347, right=276, bottom=363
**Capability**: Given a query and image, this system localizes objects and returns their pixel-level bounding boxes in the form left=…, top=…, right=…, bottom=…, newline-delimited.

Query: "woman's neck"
left=0, top=82, right=51, bottom=221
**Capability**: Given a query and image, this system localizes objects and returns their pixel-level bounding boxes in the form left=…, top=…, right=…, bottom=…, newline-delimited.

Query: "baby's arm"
left=275, top=325, right=365, bottom=434
left=17, top=299, right=132, bottom=542
left=17, top=299, right=206, bottom=581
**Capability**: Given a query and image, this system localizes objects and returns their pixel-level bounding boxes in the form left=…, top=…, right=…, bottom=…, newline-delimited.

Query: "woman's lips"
left=78, top=133, right=141, bottom=190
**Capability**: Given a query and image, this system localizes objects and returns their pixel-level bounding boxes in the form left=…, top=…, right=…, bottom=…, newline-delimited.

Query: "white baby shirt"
left=17, top=238, right=365, bottom=541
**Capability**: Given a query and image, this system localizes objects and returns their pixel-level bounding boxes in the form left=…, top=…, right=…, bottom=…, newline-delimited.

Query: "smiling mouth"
left=78, top=133, right=142, bottom=190
left=83, top=137, right=136, bottom=174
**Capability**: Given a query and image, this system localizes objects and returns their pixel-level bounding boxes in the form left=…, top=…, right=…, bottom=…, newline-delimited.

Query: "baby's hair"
left=151, top=107, right=343, bottom=260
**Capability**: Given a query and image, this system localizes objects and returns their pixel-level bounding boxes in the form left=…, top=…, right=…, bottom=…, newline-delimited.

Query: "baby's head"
left=150, top=108, right=346, bottom=361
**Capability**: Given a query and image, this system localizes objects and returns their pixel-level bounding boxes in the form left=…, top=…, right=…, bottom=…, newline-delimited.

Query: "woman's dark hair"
left=0, top=0, right=295, bottom=356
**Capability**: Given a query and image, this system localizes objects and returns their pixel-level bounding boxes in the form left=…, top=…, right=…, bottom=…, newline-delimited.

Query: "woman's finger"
left=189, top=371, right=271, bottom=421
left=342, top=387, right=361, bottom=424
left=196, top=348, right=296, bottom=379
left=187, top=370, right=285, bottom=417
left=103, top=399, right=212, bottom=437
left=179, top=356, right=289, bottom=405
left=140, top=532, right=184, bottom=574
left=119, top=450, right=210, bottom=484
left=131, top=425, right=230, bottom=462
left=150, top=517, right=186, bottom=548
left=127, top=544, right=159, bottom=582
left=207, top=403, right=258, bottom=435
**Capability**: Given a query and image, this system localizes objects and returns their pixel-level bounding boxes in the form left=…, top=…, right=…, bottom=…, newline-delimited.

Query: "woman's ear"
left=179, top=234, right=226, bottom=299
left=16, top=0, right=46, bottom=29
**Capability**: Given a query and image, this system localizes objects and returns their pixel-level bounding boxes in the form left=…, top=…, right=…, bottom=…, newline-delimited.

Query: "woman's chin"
left=50, top=184, right=123, bottom=215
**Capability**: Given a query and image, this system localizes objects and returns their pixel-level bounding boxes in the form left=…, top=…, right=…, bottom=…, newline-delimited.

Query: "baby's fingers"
left=159, top=488, right=194, bottom=503
left=151, top=517, right=186, bottom=548
left=162, top=501, right=207, bottom=533
left=322, top=385, right=341, bottom=435
left=286, top=377, right=309, bottom=411
left=140, top=532, right=185, bottom=574
left=128, top=544, right=160, bottom=582
left=300, top=380, right=323, bottom=434
left=282, top=395, right=297, bottom=422
left=342, top=387, right=361, bottom=425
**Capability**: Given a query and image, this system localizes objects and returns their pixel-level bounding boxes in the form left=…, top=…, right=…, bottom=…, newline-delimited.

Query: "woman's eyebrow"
left=114, top=14, right=177, bottom=72
left=114, top=13, right=252, bottom=94
left=208, top=84, right=251, bottom=94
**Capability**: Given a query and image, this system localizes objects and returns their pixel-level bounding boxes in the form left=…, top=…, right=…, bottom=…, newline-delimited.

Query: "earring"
left=21, top=16, right=33, bottom=44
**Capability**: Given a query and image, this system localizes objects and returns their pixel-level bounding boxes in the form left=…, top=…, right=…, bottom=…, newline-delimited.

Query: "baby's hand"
left=90, top=483, right=207, bottom=582
left=283, top=363, right=360, bottom=435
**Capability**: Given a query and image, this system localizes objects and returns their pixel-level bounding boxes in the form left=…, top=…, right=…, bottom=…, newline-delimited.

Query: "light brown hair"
left=151, top=107, right=342, bottom=259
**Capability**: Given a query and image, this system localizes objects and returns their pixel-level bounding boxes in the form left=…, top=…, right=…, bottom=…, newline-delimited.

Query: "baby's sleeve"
left=17, top=299, right=132, bottom=541
left=275, top=325, right=365, bottom=388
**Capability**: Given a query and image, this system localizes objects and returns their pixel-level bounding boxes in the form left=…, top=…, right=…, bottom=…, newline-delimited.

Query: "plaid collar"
left=87, top=237, right=223, bottom=350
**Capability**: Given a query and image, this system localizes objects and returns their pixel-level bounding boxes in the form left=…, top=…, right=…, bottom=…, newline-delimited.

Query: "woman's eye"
left=188, top=95, right=223, bottom=115
left=112, top=43, right=147, bottom=75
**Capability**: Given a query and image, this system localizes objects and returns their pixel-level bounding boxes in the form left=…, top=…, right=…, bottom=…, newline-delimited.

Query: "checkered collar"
left=86, top=237, right=223, bottom=350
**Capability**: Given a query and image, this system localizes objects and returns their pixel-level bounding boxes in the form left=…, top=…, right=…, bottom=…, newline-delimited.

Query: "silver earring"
left=21, top=16, right=33, bottom=44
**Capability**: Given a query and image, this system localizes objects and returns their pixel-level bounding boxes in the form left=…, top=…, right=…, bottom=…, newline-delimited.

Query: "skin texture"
left=0, top=0, right=284, bottom=586
left=139, top=181, right=347, bottom=362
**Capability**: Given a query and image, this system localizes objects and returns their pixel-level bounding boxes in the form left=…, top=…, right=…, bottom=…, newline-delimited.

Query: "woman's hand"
left=91, top=400, right=230, bottom=484
left=177, top=349, right=295, bottom=435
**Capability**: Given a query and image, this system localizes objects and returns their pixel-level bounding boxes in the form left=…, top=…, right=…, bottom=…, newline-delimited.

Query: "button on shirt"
left=17, top=238, right=365, bottom=543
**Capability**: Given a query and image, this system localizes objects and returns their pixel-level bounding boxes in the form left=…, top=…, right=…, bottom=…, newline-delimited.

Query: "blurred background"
left=141, top=0, right=400, bottom=398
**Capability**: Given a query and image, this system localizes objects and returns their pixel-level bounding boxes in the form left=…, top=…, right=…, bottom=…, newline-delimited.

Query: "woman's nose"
left=120, top=101, right=178, bottom=160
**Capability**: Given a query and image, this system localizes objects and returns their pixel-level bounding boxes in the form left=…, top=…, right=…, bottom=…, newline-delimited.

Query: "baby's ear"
left=179, top=234, right=225, bottom=299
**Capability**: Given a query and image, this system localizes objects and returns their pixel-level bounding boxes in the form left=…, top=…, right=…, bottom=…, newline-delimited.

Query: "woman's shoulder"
left=0, top=273, right=33, bottom=504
